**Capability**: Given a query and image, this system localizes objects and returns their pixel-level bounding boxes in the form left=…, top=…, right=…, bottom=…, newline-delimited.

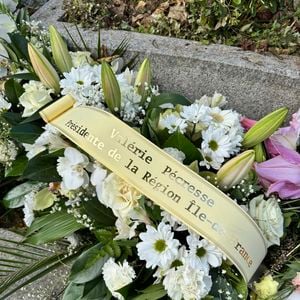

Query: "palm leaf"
left=25, top=210, right=84, bottom=245
left=0, top=236, right=83, bottom=299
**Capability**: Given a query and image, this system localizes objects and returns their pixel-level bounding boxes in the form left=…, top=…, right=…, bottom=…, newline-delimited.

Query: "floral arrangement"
left=0, top=3, right=299, bottom=300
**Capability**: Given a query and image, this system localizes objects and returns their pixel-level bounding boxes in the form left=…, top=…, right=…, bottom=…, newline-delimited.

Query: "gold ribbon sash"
left=40, top=95, right=267, bottom=282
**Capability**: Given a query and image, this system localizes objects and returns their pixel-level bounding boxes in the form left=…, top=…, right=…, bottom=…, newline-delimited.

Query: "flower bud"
left=101, top=61, right=121, bottom=113
left=253, top=143, right=266, bottom=163
left=49, top=25, right=73, bottom=73
left=217, top=150, right=255, bottom=190
left=28, top=43, right=60, bottom=93
left=134, top=58, right=151, bottom=98
left=242, top=107, right=288, bottom=148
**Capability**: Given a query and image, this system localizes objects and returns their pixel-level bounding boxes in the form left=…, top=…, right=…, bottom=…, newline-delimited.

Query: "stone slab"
left=32, top=0, right=300, bottom=119
left=0, top=229, right=68, bottom=300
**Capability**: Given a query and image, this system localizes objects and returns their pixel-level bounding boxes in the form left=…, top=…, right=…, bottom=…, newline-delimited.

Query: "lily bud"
left=135, top=58, right=151, bottom=98
left=217, top=150, right=255, bottom=191
left=242, top=107, right=288, bottom=149
left=101, top=61, right=121, bottom=113
left=28, top=43, right=60, bottom=93
left=49, top=25, right=73, bottom=73
left=254, top=143, right=266, bottom=163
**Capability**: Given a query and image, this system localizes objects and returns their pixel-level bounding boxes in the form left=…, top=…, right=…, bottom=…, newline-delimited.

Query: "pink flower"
left=265, top=109, right=300, bottom=157
left=265, top=126, right=299, bottom=157
left=290, top=109, right=300, bottom=133
left=292, top=272, right=300, bottom=292
left=254, top=145, right=300, bottom=199
left=240, top=116, right=256, bottom=131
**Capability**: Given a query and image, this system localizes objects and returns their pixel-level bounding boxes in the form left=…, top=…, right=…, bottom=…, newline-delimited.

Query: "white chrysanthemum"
left=99, top=173, right=148, bottom=223
left=0, top=138, right=17, bottom=165
left=90, top=162, right=107, bottom=199
left=19, top=81, right=53, bottom=117
left=186, top=234, right=223, bottom=271
left=102, top=258, right=136, bottom=300
left=201, top=127, right=233, bottom=159
left=199, top=149, right=224, bottom=170
left=137, top=222, right=180, bottom=269
left=0, top=93, right=11, bottom=110
left=60, top=65, right=104, bottom=107
left=119, top=84, right=143, bottom=123
left=116, top=68, right=135, bottom=86
left=209, top=107, right=241, bottom=129
left=153, top=245, right=188, bottom=284
left=163, top=263, right=212, bottom=300
left=163, top=147, right=186, bottom=163
left=159, top=113, right=187, bottom=134
left=180, top=103, right=212, bottom=126
left=57, top=147, right=90, bottom=190
left=227, top=126, right=243, bottom=154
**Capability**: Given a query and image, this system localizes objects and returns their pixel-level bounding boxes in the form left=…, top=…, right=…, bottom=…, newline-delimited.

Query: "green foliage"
left=69, top=244, right=110, bottom=284
left=63, top=278, right=111, bottom=300
left=147, top=93, right=191, bottom=110
left=81, top=197, right=116, bottom=227
left=10, top=122, right=44, bottom=143
left=25, top=211, right=84, bottom=245
left=63, top=0, right=300, bottom=54
left=130, top=284, right=167, bottom=300
left=2, top=181, right=37, bottom=208
left=4, top=78, right=24, bottom=107
left=164, top=130, right=203, bottom=164
left=5, top=155, right=28, bottom=177
left=22, top=150, right=63, bottom=182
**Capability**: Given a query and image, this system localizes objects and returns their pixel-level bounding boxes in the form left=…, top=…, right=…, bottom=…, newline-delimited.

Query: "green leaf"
left=10, top=123, right=43, bottom=144
left=22, top=151, right=62, bottom=182
left=0, top=38, right=18, bottom=63
left=82, top=278, right=111, bottom=300
left=8, top=32, right=30, bottom=61
left=15, top=8, right=30, bottom=26
left=3, top=182, right=37, bottom=208
left=63, top=278, right=111, bottom=300
left=25, top=211, right=84, bottom=245
left=62, top=282, right=85, bottom=300
left=2, top=112, right=22, bottom=125
left=5, top=155, right=28, bottom=177
left=148, top=93, right=191, bottom=110
left=8, top=73, right=39, bottom=81
left=4, top=79, right=24, bottom=106
left=69, top=244, right=109, bottom=284
left=33, top=188, right=57, bottom=211
left=131, top=284, right=167, bottom=300
left=81, top=197, right=116, bottom=227
left=164, top=131, right=203, bottom=164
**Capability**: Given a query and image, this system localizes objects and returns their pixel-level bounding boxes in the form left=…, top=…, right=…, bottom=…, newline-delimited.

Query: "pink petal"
left=267, top=181, right=300, bottom=199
